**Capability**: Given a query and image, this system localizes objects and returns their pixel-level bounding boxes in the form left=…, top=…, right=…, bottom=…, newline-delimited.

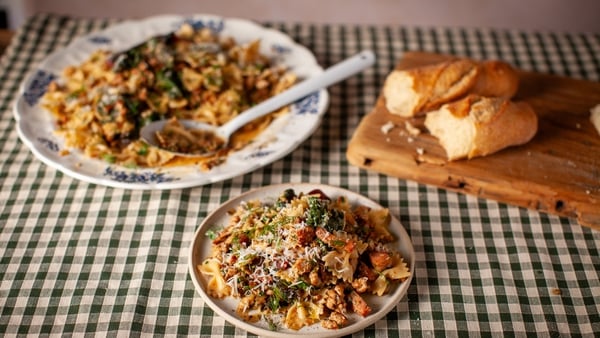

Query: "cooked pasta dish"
left=199, top=188, right=411, bottom=331
left=41, top=23, right=296, bottom=168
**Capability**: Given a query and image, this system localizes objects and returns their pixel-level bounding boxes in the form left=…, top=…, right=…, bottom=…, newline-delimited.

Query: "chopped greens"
left=305, top=196, right=345, bottom=232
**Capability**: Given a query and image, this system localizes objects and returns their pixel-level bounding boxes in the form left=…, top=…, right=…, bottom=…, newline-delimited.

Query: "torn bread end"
left=383, top=71, right=419, bottom=117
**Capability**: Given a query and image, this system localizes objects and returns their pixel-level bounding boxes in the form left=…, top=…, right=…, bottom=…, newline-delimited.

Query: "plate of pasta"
left=14, top=14, right=328, bottom=189
left=188, top=183, right=415, bottom=337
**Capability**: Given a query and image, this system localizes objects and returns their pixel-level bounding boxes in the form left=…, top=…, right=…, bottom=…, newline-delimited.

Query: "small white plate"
left=14, top=14, right=328, bottom=190
left=188, top=183, right=415, bottom=338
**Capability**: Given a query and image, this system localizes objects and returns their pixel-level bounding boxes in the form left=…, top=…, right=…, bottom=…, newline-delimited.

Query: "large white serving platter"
left=14, top=14, right=328, bottom=189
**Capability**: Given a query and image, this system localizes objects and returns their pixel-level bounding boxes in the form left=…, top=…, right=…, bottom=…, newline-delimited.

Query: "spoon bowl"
left=140, top=50, right=376, bottom=156
left=140, top=118, right=226, bottom=156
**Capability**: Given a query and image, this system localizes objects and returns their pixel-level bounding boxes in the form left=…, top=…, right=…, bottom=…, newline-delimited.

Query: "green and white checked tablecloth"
left=1, top=13, right=599, bottom=337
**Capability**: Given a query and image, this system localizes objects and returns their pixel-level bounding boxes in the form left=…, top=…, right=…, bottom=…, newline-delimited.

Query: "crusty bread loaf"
left=383, top=59, right=519, bottom=117
left=424, top=95, right=537, bottom=160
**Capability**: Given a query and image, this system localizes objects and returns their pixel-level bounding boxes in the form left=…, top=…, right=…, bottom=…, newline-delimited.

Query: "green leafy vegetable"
left=137, top=143, right=148, bottom=156
left=305, top=197, right=345, bottom=232
left=156, top=69, right=183, bottom=98
left=205, top=229, right=219, bottom=240
left=102, top=153, right=116, bottom=163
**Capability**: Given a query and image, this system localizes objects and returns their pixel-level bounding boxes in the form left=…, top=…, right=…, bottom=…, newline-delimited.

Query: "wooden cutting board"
left=347, top=51, right=600, bottom=230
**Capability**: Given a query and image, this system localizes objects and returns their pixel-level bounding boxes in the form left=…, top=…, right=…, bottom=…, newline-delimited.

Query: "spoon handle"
left=220, top=50, right=376, bottom=137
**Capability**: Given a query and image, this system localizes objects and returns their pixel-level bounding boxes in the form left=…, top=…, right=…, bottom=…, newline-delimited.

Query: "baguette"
left=383, top=59, right=519, bottom=117
left=424, top=95, right=537, bottom=161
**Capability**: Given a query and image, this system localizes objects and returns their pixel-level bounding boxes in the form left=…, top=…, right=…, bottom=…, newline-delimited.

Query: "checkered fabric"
left=1, top=13, right=599, bottom=337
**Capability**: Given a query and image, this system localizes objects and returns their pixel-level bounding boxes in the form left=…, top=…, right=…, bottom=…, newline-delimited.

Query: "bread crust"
left=413, top=59, right=479, bottom=113
left=471, top=60, right=519, bottom=98
left=384, top=58, right=519, bottom=117
left=424, top=95, right=538, bottom=160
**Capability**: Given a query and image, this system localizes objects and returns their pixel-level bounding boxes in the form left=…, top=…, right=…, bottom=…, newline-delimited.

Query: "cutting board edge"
left=347, top=145, right=600, bottom=230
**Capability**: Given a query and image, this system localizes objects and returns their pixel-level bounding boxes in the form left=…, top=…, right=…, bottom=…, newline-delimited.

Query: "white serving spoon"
left=140, top=50, right=376, bottom=156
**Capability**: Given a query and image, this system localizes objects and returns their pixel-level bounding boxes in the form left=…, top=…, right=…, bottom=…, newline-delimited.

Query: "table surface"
left=1, top=13, right=599, bottom=337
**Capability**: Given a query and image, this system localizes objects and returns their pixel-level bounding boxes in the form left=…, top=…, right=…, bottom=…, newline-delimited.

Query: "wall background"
left=1, top=0, right=599, bottom=33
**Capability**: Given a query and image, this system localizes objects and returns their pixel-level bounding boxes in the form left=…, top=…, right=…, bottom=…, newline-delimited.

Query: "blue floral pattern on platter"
left=271, top=44, right=292, bottom=54
left=294, top=92, right=320, bottom=115
left=88, top=36, right=111, bottom=44
left=37, top=137, right=60, bottom=153
left=23, top=70, right=56, bottom=106
left=103, top=167, right=178, bottom=184
left=180, top=18, right=224, bottom=33
left=245, top=149, right=275, bottom=160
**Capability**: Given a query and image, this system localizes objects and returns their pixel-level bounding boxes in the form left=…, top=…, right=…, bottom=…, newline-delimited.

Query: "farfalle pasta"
left=199, top=188, right=411, bottom=331
left=41, top=22, right=296, bottom=169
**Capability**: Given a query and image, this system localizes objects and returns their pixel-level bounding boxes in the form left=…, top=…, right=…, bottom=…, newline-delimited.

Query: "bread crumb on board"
left=404, top=121, right=421, bottom=136
left=591, top=104, right=600, bottom=135
left=381, top=120, right=423, bottom=142
left=381, top=121, right=395, bottom=134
